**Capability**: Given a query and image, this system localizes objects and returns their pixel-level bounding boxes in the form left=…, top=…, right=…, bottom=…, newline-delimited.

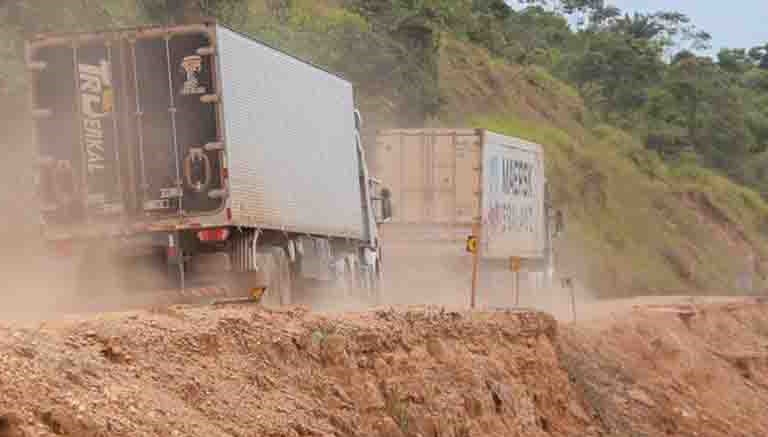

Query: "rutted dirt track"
left=0, top=301, right=766, bottom=436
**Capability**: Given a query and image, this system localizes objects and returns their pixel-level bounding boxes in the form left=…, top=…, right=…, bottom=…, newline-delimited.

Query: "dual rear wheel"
left=76, top=239, right=375, bottom=310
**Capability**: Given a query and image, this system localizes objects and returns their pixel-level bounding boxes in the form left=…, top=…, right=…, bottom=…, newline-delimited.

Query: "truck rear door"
left=33, top=40, right=126, bottom=223
left=130, top=32, right=223, bottom=216
left=30, top=27, right=225, bottom=227
left=373, top=129, right=481, bottom=225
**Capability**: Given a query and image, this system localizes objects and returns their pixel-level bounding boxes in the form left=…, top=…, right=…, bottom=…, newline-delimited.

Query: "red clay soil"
left=560, top=301, right=768, bottom=437
left=0, top=305, right=595, bottom=437
left=2, top=301, right=767, bottom=437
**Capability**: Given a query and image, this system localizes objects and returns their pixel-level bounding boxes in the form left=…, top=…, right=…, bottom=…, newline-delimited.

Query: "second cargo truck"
left=371, top=128, right=563, bottom=307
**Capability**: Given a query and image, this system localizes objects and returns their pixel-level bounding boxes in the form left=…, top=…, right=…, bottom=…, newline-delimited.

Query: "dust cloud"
left=0, top=241, right=80, bottom=322
left=318, top=237, right=601, bottom=321
left=0, top=85, right=595, bottom=323
left=0, top=223, right=598, bottom=323
left=0, top=103, right=74, bottom=322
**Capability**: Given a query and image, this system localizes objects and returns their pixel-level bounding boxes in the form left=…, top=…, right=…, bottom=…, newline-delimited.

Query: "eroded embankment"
left=2, top=301, right=767, bottom=437
left=560, top=301, right=768, bottom=437
left=0, top=305, right=595, bottom=437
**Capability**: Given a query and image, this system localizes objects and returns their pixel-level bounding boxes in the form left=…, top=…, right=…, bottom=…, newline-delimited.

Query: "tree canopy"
left=1, top=0, right=767, bottom=191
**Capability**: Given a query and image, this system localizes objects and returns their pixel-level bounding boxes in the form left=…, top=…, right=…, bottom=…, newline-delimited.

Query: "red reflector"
left=166, top=246, right=179, bottom=259
left=50, top=240, right=73, bottom=257
left=197, top=228, right=231, bottom=242
left=226, top=207, right=232, bottom=221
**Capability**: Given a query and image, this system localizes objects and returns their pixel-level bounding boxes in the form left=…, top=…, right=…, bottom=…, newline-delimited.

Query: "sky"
left=607, top=1, right=768, bottom=53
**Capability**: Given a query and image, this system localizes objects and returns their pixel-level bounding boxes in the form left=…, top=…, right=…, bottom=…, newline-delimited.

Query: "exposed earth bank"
left=0, top=301, right=766, bottom=436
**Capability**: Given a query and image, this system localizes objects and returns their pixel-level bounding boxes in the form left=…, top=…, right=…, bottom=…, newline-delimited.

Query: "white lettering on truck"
left=78, top=60, right=112, bottom=174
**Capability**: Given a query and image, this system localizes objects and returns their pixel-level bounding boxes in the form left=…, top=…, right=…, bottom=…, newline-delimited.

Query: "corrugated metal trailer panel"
left=216, top=26, right=364, bottom=238
left=29, top=23, right=366, bottom=239
left=373, top=129, right=481, bottom=225
left=373, top=129, right=546, bottom=260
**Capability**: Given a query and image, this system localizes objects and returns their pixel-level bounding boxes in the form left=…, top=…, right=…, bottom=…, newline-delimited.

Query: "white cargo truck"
left=371, top=129, right=562, bottom=307
left=26, top=20, right=383, bottom=305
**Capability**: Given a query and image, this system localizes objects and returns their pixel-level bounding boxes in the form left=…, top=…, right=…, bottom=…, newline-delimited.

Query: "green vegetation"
left=1, top=0, right=768, bottom=295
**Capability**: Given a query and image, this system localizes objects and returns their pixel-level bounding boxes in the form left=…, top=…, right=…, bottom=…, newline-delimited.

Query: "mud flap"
left=223, top=269, right=269, bottom=304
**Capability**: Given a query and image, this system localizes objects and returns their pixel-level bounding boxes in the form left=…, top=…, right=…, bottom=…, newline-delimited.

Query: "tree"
left=137, top=0, right=187, bottom=23
left=718, top=48, right=752, bottom=74
left=472, top=0, right=512, bottom=20
left=748, top=44, right=768, bottom=69
left=700, top=87, right=753, bottom=171
left=138, top=0, right=247, bottom=24
left=659, top=51, right=756, bottom=172
left=611, top=12, right=669, bottom=40
left=494, top=6, right=570, bottom=67
left=609, top=11, right=710, bottom=52
left=569, top=31, right=664, bottom=114
left=561, top=0, right=619, bottom=29
left=664, top=52, right=714, bottom=147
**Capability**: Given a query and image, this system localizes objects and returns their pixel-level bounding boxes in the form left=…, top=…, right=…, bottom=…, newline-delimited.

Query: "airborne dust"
left=0, top=43, right=599, bottom=324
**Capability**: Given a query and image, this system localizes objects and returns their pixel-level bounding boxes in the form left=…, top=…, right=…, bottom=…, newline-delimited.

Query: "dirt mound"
left=0, top=305, right=594, bottom=436
left=3, top=300, right=767, bottom=436
left=560, top=301, right=768, bottom=436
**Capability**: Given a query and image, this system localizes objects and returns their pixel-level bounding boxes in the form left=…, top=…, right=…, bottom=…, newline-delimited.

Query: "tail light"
left=197, top=228, right=231, bottom=242
left=50, top=240, right=73, bottom=257
left=166, top=246, right=179, bottom=259
left=167, top=233, right=179, bottom=260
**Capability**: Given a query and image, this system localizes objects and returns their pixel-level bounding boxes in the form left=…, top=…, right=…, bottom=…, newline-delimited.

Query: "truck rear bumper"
left=42, top=212, right=230, bottom=242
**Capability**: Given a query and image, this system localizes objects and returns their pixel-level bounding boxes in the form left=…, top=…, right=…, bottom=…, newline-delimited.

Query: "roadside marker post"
left=562, top=277, right=576, bottom=321
left=468, top=233, right=480, bottom=309
left=466, top=235, right=478, bottom=254
left=510, top=257, right=521, bottom=306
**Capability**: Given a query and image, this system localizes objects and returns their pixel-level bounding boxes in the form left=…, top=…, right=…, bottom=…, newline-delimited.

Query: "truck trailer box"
left=372, top=128, right=548, bottom=261
left=28, top=22, right=365, bottom=240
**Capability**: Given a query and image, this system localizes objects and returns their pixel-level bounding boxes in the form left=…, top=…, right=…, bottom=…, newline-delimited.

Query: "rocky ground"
left=560, top=300, right=768, bottom=437
left=0, top=304, right=593, bottom=437
left=0, top=300, right=766, bottom=436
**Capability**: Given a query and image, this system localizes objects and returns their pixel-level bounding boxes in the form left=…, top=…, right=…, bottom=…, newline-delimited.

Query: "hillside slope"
left=435, top=38, right=768, bottom=297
